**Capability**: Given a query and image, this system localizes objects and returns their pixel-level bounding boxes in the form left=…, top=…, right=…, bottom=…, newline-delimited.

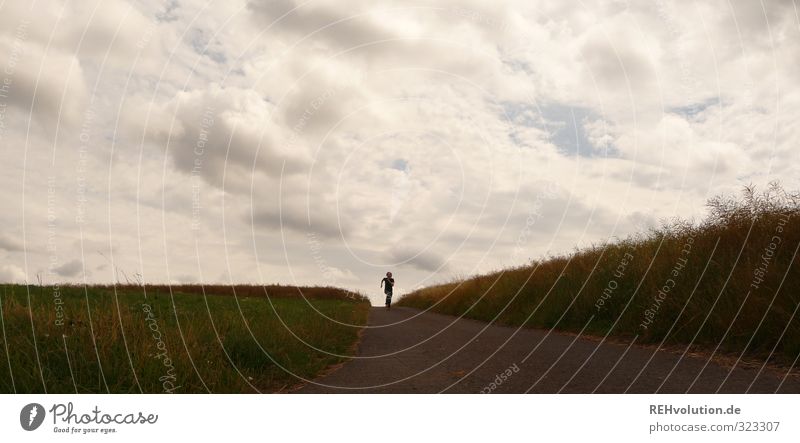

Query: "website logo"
left=20, top=403, right=45, bottom=431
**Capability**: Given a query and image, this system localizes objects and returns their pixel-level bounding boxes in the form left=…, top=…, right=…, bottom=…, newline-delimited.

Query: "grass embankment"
left=399, top=185, right=800, bottom=364
left=0, top=284, right=369, bottom=393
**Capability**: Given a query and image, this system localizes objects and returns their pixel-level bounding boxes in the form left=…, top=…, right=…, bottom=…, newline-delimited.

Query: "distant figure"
left=381, top=272, right=395, bottom=309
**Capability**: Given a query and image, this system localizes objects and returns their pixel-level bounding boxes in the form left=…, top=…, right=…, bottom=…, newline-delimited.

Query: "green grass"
left=0, top=284, right=369, bottom=393
left=399, top=184, right=800, bottom=365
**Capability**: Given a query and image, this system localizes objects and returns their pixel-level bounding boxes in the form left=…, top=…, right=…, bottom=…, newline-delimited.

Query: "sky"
left=0, top=0, right=798, bottom=305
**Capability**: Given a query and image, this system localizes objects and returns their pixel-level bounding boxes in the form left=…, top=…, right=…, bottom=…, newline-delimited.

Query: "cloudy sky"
left=0, top=0, right=797, bottom=304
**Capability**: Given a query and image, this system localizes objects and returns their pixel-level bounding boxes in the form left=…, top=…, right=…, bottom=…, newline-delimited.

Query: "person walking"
left=381, top=272, right=395, bottom=309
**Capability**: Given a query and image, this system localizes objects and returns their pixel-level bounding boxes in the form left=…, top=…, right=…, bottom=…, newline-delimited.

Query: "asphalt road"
left=297, top=306, right=800, bottom=393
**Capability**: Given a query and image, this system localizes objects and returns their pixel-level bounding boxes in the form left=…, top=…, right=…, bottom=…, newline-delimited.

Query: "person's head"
left=386, top=271, right=392, bottom=277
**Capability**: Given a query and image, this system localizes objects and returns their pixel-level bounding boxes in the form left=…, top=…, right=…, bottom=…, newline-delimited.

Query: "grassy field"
left=0, top=284, right=369, bottom=393
left=399, top=184, right=800, bottom=365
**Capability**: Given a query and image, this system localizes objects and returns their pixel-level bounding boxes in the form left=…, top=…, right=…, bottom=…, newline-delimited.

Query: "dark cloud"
left=247, top=0, right=391, bottom=49
left=581, top=37, right=656, bottom=95
left=0, top=234, right=24, bottom=252
left=134, top=86, right=310, bottom=191
left=52, top=259, right=83, bottom=277
left=249, top=204, right=346, bottom=238
left=0, top=38, right=87, bottom=129
left=389, top=247, right=448, bottom=272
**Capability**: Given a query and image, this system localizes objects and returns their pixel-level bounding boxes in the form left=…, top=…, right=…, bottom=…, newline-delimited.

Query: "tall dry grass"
left=0, top=285, right=369, bottom=393
left=399, top=184, right=800, bottom=364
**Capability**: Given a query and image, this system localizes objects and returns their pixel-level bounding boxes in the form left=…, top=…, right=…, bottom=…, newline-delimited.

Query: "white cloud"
left=1, top=0, right=798, bottom=303
left=0, top=264, right=26, bottom=283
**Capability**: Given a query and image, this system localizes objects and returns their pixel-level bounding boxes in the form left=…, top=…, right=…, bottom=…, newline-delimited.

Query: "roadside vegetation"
left=399, top=184, right=800, bottom=364
left=0, top=284, right=369, bottom=393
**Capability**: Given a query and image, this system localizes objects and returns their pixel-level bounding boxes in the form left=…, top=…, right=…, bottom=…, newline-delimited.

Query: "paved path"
left=298, top=307, right=800, bottom=393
